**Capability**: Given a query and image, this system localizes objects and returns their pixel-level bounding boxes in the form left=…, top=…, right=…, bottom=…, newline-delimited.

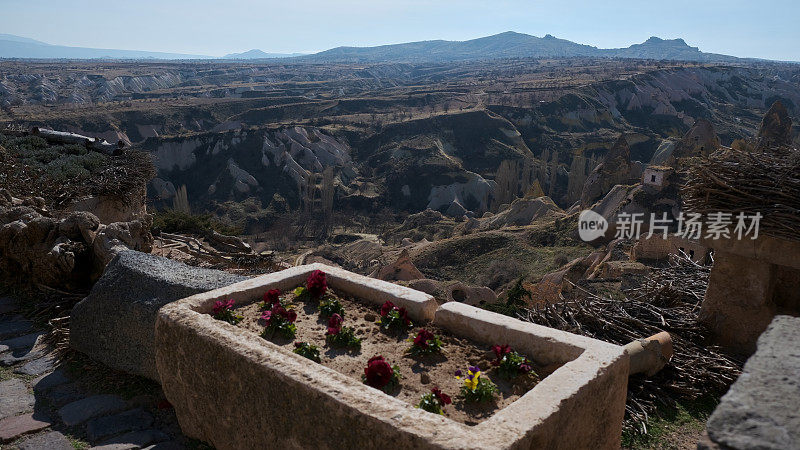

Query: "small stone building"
left=642, top=165, right=673, bottom=190
left=632, top=234, right=709, bottom=264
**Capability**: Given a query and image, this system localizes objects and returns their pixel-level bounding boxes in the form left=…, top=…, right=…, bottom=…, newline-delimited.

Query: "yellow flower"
left=464, top=376, right=479, bottom=390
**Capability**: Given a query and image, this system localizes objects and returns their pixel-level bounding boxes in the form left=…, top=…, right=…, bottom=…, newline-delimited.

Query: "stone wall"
left=700, top=236, right=800, bottom=355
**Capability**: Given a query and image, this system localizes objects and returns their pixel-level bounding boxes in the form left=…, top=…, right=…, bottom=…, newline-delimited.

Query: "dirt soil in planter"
left=234, top=289, right=562, bottom=426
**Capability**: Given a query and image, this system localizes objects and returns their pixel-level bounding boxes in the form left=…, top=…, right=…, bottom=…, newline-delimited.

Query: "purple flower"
left=468, top=365, right=480, bottom=373
left=454, top=369, right=462, bottom=377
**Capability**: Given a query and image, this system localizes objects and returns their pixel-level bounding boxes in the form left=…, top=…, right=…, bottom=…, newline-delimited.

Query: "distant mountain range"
left=0, top=31, right=748, bottom=62
left=0, top=34, right=209, bottom=59
left=222, top=49, right=305, bottom=59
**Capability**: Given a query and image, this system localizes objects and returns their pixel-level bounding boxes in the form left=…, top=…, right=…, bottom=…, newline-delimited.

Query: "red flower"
left=398, top=307, right=410, bottom=326
left=431, top=387, right=452, bottom=405
left=262, top=289, right=281, bottom=308
left=326, top=313, right=343, bottom=335
left=380, top=301, right=396, bottom=317
left=492, top=344, right=512, bottom=366
left=212, top=299, right=234, bottom=316
left=306, top=270, right=328, bottom=298
left=413, top=329, right=434, bottom=349
left=262, top=305, right=296, bottom=325
left=364, top=355, right=393, bottom=389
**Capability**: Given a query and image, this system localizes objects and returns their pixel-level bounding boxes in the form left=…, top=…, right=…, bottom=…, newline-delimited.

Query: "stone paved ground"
left=0, top=296, right=195, bottom=449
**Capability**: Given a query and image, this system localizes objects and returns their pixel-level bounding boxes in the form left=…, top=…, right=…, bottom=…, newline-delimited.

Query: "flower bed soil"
left=233, top=289, right=561, bottom=426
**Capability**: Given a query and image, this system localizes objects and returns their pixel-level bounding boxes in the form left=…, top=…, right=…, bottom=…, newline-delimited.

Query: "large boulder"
left=70, top=250, right=246, bottom=381
left=701, top=315, right=800, bottom=450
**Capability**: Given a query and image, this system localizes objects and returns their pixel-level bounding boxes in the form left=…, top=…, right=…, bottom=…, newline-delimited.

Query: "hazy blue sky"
left=1, top=0, right=798, bottom=60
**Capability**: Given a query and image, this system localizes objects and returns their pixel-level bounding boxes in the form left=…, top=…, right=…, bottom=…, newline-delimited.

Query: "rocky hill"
left=307, top=32, right=742, bottom=63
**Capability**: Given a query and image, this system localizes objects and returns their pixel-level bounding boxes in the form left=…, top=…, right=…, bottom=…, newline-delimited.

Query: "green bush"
left=151, top=209, right=241, bottom=236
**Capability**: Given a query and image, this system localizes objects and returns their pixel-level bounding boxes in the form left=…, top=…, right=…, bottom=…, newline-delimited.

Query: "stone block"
left=70, top=250, right=246, bottom=380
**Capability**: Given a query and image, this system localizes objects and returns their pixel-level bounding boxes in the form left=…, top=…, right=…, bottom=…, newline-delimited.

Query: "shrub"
left=151, top=209, right=240, bottom=235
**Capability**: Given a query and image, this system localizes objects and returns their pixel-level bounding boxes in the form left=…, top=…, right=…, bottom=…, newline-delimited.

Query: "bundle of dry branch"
left=520, top=254, right=742, bottom=434
left=682, top=146, right=800, bottom=241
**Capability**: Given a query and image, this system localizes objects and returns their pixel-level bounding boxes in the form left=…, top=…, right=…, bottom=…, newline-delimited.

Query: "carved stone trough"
left=155, top=263, right=628, bottom=449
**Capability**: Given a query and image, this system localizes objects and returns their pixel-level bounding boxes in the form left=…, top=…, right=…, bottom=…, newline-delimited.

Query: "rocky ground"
left=0, top=295, right=193, bottom=450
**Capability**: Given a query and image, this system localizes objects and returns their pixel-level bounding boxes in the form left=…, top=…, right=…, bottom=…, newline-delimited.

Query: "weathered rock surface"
left=70, top=250, right=246, bottom=381
left=0, top=412, right=52, bottom=443
left=704, top=315, right=800, bottom=450
left=405, top=279, right=498, bottom=306
left=0, top=190, right=153, bottom=290
left=0, top=378, right=34, bottom=420
left=17, top=431, right=74, bottom=450
left=87, top=408, right=154, bottom=442
left=477, top=196, right=563, bottom=229
left=757, top=100, right=793, bottom=149
left=671, top=118, right=720, bottom=160
left=372, top=249, right=424, bottom=281
left=59, top=395, right=128, bottom=426
left=580, top=135, right=636, bottom=206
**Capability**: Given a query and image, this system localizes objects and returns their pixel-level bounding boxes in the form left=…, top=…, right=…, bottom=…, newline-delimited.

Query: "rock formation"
left=0, top=189, right=153, bottom=290
left=757, top=100, right=793, bottom=149
left=671, top=118, right=720, bottom=160
left=372, top=249, right=424, bottom=282
left=580, top=135, right=634, bottom=206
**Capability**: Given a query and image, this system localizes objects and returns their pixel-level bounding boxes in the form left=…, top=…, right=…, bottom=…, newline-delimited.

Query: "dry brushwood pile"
left=682, top=146, right=800, bottom=241
left=0, top=133, right=154, bottom=208
left=520, top=254, right=742, bottom=434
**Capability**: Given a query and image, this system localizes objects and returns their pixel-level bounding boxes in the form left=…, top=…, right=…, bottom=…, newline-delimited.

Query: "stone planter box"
left=155, top=263, right=628, bottom=449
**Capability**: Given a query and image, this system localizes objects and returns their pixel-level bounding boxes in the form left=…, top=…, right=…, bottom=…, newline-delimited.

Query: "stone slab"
left=0, top=378, right=34, bottom=420
left=0, top=317, right=33, bottom=340
left=0, top=349, right=43, bottom=366
left=17, top=431, right=74, bottom=450
left=59, top=395, right=128, bottom=426
left=32, top=369, right=71, bottom=392
left=0, top=412, right=52, bottom=443
left=14, top=356, right=56, bottom=376
left=705, top=315, right=800, bottom=450
left=0, top=331, right=43, bottom=354
left=45, top=382, right=86, bottom=407
left=70, top=250, right=246, bottom=381
left=98, top=429, right=169, bottom=448
left=87, top=408, right=154, bottom=442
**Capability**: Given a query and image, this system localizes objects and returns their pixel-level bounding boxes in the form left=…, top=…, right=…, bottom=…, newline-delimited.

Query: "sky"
left=1, top=0, right=798, bottom=61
